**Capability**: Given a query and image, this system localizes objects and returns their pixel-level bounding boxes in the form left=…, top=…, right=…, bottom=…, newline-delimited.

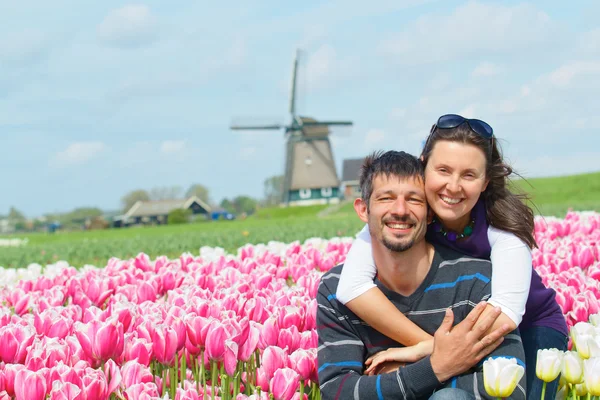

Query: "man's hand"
left=430, top=301, right=511, bottom=383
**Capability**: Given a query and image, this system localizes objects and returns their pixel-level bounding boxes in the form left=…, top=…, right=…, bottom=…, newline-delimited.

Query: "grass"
left=511, top=171, right=600, bottom=217
left=2, top=171, right=598, bottom=269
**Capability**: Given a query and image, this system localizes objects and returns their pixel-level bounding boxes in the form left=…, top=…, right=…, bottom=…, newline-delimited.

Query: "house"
left=341, top=157, right=365, bottom=199
left=113, top=196, right=211, bottom=227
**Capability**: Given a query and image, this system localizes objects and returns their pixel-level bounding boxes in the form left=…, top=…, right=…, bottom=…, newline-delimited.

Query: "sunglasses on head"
left=432, top=114, right=494, bottom=139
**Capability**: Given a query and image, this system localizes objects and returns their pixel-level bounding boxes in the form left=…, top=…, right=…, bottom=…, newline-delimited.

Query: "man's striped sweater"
left=316, top=244, right=527, bottom=400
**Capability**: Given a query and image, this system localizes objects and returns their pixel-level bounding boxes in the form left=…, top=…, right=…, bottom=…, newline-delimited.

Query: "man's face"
left=356, top=174, right=428, bottom=252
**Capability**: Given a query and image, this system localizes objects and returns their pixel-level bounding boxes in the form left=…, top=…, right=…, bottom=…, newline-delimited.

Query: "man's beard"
left=375, top=216, right=421, bottom=253
left=382, top=235, right=416, bottom=253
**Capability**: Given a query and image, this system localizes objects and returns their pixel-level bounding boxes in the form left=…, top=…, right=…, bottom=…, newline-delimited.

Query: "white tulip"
left=483, top=357, right=525, bottom=398
left=584, top=357, right=600, bottom=396
left=562, top=351, right=584, bottom=384
left=536, top=348, right=563, bottom=382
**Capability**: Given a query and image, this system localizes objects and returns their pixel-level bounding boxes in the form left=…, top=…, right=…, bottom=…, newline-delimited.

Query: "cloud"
left=160, top=140, right=186, bottom=154
left=239, top=146, right=257, bottom=160
left=365, top=129, right=385, bottom=146
left=0, top=29, right=51, bottom=66
left=299, top=44, right=361, bottom=91
left=51, top=142, right=107, bottom=167
left=472, top=62, right=502, bottom=77
left=98, top=5, right=158, bottom=48
left=546, top=61, right=600, bottom=88
left=378, top=2, right=559, bottom=65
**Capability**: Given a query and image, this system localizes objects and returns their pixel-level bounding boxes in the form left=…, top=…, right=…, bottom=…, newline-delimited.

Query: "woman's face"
left=424, top=140, right=489, bottom=230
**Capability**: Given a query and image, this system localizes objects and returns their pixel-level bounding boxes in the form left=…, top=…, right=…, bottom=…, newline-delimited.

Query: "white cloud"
left=458, top=105, right=476, bottom=118
left=51, top=142, right=106, bottom=167
left=364, top=129, right=385, bottom=146
left=546, top=61, right=600, bottom=88
left=378, top=2, right=558, bottom=65
left=0, top=29, right=50, bottom=66
left=239, top=146, right=257, bottom=160
left=389, top=107, right=407, bottom=120
left=299, top=44, right=361, bottom=91
left=98, top=5, right=158, bottom=48
left=160, top=140, right=186, bottom=154
left=472, top=62, right=501, bottom=77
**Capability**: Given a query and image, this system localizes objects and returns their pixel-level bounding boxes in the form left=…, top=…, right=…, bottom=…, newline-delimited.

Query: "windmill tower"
left=230, top=49, right=353, bottom=206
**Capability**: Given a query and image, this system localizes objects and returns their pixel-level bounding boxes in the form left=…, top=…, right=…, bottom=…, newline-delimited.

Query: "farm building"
left=340, top=157, right=364, bottom=199
left=113, top=196, right=211, bottom=227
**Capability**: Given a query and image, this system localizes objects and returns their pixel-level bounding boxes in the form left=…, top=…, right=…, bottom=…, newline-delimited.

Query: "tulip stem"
left=300, top=380, right=305, bottom=399
left=211, top=360, right=218, bottom=400
left=541, top=381, right=547, bottom=400
left=181, top=351, right=187, bottom=388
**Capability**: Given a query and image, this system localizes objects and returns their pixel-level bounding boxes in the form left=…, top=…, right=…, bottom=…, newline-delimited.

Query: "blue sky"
left=2, top=0, right=599, bottom=217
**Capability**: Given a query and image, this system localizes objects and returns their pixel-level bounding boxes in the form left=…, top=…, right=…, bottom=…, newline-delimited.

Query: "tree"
left=8, top=207, right=25, bottom=222
left=167, top=208, right=191, bottom=225
left=149, top=186, right=183, bottom=201
left=232, top=196, right=258, bottom=215
left=263, top=175, right=284, bottom=206
left=186, top=184, right=210, bottom=204
left=121, top=190, right=150, bottom=213
left=220, top=198, right=235, bottom=214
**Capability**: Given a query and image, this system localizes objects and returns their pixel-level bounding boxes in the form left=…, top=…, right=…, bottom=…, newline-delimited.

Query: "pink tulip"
left=289, top=349, right=316, bottom=381
left=48, top=381, right=82, bottom=400
left=261, top=346, right=288, bottom=381
left=205, top=322, right=228, bottom=361
left=122, top=334, right=153, bottom=366
left=14, top=369, right=47, bottom=400
left=74, top=316, right=124, bottom=366
left=121, top=360, right=154, bottom=389
left=104, top=359, right=122, bottom=396
left=270, top=367, right=300, bottom=400
left=259, top=316, right=280, bottom=349
left=278, top=306, right=305, bottom=331
left=151, top=324, right=178, bottom=365
left=239, top=325, right=260, bottom=362
left=0, top=324, right=36, bottom=364
left=224, top=339, right=239, bottom=376
left=80, top=368, right=108, bottom=400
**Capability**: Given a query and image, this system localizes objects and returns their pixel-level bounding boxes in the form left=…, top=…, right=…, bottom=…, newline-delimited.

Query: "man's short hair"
left=359, top=150, right=425, bottom=208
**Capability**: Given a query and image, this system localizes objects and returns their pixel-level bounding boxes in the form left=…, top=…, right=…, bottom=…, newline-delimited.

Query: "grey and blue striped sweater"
left=317, top=244, right=527, bottom=400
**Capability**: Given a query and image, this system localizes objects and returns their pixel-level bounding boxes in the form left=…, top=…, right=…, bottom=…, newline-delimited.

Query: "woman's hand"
left=364, top=339, right=433, bottom=375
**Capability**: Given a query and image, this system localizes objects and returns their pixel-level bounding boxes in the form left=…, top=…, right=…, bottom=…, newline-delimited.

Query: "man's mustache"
left=382, top=216, right=417, bottom=225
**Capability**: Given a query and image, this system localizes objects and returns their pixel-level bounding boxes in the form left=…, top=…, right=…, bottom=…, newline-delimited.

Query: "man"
left=316, top=150, right=526, bottom=399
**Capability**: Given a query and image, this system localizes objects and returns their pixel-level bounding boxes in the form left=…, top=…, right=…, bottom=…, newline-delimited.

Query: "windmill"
left=230, top=49, right=353, bottom=206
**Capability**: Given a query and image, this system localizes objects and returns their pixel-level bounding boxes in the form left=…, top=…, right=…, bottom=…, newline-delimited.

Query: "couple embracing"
left=316, top=114, right=567, bottom=399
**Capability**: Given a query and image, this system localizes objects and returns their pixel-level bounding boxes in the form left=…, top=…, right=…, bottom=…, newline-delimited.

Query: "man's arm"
left=317, top=275, right=442, bottom=400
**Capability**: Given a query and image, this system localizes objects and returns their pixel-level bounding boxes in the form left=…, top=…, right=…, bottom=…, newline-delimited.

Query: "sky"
left=1, top=0, right=599, bottom=217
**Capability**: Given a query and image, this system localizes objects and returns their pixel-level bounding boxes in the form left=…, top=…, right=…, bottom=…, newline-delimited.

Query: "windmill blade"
left=301, top=121, right=353, bottom=127
left=230, top=116, right=285, bottom=131
left=289, top=49, right=299, bottom=117
left=230, top=124, right=283, bottom=130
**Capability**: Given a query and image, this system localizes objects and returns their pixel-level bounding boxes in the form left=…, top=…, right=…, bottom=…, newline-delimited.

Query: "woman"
left=336, top=114, right=568, bottom=399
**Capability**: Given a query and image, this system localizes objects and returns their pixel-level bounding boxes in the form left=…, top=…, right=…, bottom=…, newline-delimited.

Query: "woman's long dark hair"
left=420, top=123, right=537, bottom=249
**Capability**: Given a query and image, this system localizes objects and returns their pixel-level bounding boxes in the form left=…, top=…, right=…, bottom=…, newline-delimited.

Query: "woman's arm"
left=474, top=226, right=533, bottom=333
left=337, top=224, right=432, bottom=346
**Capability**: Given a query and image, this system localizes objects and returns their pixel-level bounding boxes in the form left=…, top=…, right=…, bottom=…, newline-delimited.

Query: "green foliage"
left=252, top=204, right=329, bottom=219
left=263, top=175, right=284, bottom=206
left=509, top=171, right=600, bottom=216
left=121, top=190, right=150, bottom=213
left=0, top=213, right=364, bottom=268
left=186, top=184, right=210, bottom=204
left=167, top=208, right=192, bottom=225
left=8, top=207, right=25, bottom=221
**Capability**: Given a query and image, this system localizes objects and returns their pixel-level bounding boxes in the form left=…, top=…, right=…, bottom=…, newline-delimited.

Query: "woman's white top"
left=335, top=224, right=532, bottom=326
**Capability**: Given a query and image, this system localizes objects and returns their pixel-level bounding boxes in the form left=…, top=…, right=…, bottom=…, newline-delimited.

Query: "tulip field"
left=0, top=211, right=599, bottom=399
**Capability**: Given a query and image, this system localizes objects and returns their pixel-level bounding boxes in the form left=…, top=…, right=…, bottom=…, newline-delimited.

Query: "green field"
left=1, top=171, right=598, bottom=269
